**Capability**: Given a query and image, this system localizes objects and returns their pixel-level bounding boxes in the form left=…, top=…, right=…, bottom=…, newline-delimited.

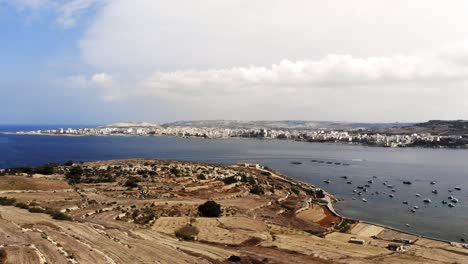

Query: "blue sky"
left=2, top=0, right=468, bottom=124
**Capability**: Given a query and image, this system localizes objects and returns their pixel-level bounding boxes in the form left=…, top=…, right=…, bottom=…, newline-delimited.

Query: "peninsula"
left=10, top=120, right=468, bottom=148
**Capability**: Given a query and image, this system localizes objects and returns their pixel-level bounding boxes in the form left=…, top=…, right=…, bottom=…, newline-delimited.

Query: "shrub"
left=222, top=176, right=238, bottom=185
left=48, top=210, right=72, bottom=221
left=227, top=255, right=241, bottom=262
left=175, top=224, right=199, bottom=240
left=66, top=166, right=83, bottom=184
left=64, top=160, right=74, bottom=166
left=198, top=201, right=221, bottom=217
left=169, top=168, right=180, bottom=176
left=28, top=207, right=45, bottom=213
left=250, top=185, right=264, bottom=195
left=0, top=248, right=7, bottom=264
left=124, top=178, right=139, bottom=189
left=14, top=202, right=30, bottom=209
left=0, top=197, right=16, bottom=206
left=34, top=163, right=58, bottom=175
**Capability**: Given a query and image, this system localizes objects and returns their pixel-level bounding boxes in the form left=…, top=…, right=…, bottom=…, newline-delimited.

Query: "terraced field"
left=0, top=159, right=466, bottom=264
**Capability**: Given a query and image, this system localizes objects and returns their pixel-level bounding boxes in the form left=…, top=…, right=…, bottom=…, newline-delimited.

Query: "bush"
left=14, top=202, right=30, bottom=209
left=175, top=224, right=199, bottom=241
left=28, top=207, right=45, bottom=213
left=64, top=160, right=74, bottom=166
left=0, top=248, right=7, bottom=264
left=47, top=210, right=72, bottom=221
left=198, top=201, right=221, bottom=217
left=227, top=255, right=241, bottom=262
left=34, top=163, right=58, bottom=175
left=124, top=178, right=139, bottom=189
left=250, top=185, right=264, bottom=195
left=0, top=197, right=16, bottom=206
left=66, top=166, right=83, bottom=184
left=222, top=176, right=238, bottom=185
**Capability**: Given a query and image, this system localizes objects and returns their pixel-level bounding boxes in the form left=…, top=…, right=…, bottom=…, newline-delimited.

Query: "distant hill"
left=376, top=120, right=468, bottom=135
left=162, top=120, right=409, bottom=130
left=99, top=122, right=162, bottom=128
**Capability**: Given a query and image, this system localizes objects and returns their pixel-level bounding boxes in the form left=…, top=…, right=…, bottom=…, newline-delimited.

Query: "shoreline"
left=2, top=131, right=467, bottom=150
left=263, top=166, right=466, bottom=245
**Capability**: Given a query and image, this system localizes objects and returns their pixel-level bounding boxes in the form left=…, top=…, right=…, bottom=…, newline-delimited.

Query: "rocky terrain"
left=0, top=160, right=467, bottom=264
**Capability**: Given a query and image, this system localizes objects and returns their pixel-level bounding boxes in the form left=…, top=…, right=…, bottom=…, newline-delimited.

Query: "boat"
left=423, top=198, right=431, bottom=203
left=411, top=209, right=416, bottom=213
left=383, top=182, right=387, bottom=185
left=405, top=224, right=410, bottom=227
left=403, top=181, right=412, bottom=185
left=391, top=189, right=396, bottom=192
left=454, top=186, right=462, bottom=191
left=413, top=206, right=419, bottom=209
left=352, top=197, right=356, bottom=200
left=430, top=181, right=436, bottom=185
left=432, top=190, right=438, bottom=194
left=368, top=180, right=373, bottom=184
left=353, top=190, right=357, bottom=193
left=318, top=161, right=325, bottom=163
left=311, top=160, right=318, bottom=162
left=373, top=176, right=377, bottom=178
left=334, top=162, right=341, bottom=165
left=347, top=181, right=352, bottom=184
left=448, top=195, right=455, bottom=200
left=362, top=198, right=367, bottom=202
left=341, top=176, right=348, bottom=179
left=448, top=203, right=455, bottom=208
left=323, top=180, right=331, bottom=184
left=452, top=197, right=459, bottom=203
left=326, top=162, right=333, bottom=164
left=357, top=186, right=364, bottom=189
left=442, top=200, right=448, bottom=204
left=389, top=194, right=394, bottom=198
left=364, top=184, right=371, bottom=188
left=291, top=161, right=302, bottom=165
left=387, top=185, right=395, bottom=189
left=403, top=201, right=408, bottom=204
left=415, top=194, right=421, bottom=197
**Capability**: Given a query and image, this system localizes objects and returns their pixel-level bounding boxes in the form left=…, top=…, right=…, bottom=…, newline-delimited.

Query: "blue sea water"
left=0, top=125, right=467, bottom=242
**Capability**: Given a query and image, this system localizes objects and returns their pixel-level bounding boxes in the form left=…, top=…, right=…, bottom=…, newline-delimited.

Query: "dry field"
left=0, top=159, right=466, bottom=264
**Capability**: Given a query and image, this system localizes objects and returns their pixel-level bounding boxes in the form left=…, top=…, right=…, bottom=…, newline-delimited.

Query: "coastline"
left=2, top=131, right=467, bottom=149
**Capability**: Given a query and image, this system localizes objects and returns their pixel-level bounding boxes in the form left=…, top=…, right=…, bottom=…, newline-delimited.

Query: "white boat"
left=389, top=194, right=394, bottom=198
left=362, top=198, right=368, bottom=202
left=448, top=203, right=455, bottom=208
left=430, top=181, right=436, bottom=185
left=413, top=206, right=419, bottom=210
left=423, top=198, right=431, bottom=203
left=415, top=194, right=421, bottom=197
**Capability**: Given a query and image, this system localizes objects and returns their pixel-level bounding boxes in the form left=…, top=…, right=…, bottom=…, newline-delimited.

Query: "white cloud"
left=80, top=0, right=468, bottom=72
left=56, top=0, right=100, bottom=28
left=59, top=72, right=113, bottom=89
left=91, top=72, right=113, bottom=88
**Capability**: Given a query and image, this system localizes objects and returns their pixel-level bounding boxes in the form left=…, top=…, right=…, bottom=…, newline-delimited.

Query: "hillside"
left=0, top=160, right=466, bottom=263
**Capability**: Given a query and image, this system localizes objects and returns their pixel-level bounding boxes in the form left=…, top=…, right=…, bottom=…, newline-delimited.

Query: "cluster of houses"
left=17, top=125, right=467, bottom=148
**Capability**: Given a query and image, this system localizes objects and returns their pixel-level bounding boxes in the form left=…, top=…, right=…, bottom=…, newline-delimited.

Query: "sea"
left=0, top=125, right=467, bottom=242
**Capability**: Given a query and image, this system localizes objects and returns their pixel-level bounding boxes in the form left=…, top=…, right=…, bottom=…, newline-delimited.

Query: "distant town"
left=10, top=120, right=468, bottom=148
